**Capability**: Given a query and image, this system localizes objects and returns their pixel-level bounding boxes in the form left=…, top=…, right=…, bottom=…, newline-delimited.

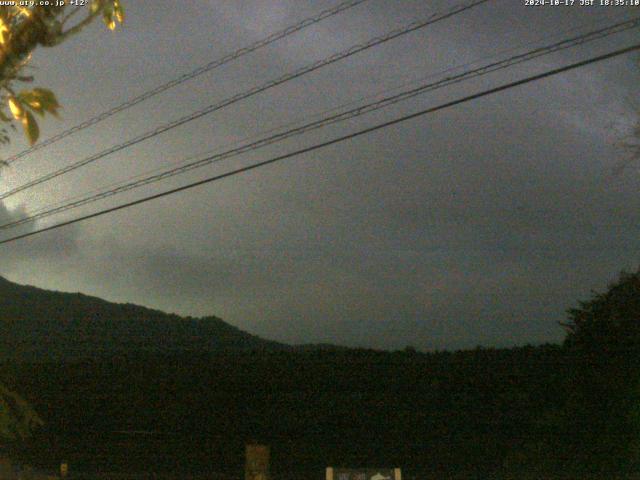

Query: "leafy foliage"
left=0, top=384, right=42, bottom=443
left=562, top=269, right=640, bottom=353
left=0, top=1, right=124, bottom=147
left=560, top=269, right=640, bottom=476
left=0, top=0, right=124, bottom=450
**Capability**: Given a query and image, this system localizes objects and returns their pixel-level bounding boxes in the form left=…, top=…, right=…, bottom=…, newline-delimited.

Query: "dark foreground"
left=2, top=342, right=638, bottom=479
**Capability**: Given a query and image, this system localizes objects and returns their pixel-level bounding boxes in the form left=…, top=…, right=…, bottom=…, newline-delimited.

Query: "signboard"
left=327, top=467, right=401, bottom=480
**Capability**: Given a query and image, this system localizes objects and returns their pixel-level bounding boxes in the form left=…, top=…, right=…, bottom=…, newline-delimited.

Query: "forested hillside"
left=2, top=346, right=567, bottom=479
left=0, top=271, right=638, bottom=478
left=0, top=276, right=284, bottom=360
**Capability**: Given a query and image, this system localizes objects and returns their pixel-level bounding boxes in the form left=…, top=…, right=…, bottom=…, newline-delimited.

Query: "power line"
left=0, top=0, right=490, bottom=201
left=1, top=43, right=637, bottom=246
left=15, top=9, right=633, bottom=223
left=2, top=0, right=371, bottom=165
left=2, top=16, right=637, bottom=231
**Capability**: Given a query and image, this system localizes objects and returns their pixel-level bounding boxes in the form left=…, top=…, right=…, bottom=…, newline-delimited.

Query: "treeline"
left=1, top=345, right=571, bottom=478
left=1, top=269, right=639, bottom=479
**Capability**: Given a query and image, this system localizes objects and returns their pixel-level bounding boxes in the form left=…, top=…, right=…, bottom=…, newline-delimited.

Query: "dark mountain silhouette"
left=2, top=271, right=639, bottom=478
left=0, top=275, right=286, bottom=360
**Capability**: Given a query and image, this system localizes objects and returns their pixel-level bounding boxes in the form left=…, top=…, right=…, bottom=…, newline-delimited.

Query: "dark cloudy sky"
left=0, top=0, right=639, bottom=350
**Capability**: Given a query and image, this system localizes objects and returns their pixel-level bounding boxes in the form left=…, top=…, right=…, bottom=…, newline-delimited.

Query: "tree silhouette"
left=563, top=269, right=640, bottom=352
left=561, top=268, right=640, bottom=476
left=0, top=0, right=124, bottom=456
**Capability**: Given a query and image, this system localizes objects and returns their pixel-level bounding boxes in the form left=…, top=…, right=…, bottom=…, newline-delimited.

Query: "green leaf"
left=22, top=110, right=39, bottom=145
left=90, top=0, right=101, bottom=14
left=103, top=8, right=116, bottom=30
left=8, top=96, right=24, bottom=119
left=19, top=88, right=60, bottom=117
left=32, top=88, right=60, bottom=109
left=18, top=91, right=44, bottom=115
left=101, top=1, right=124, bottom=30
left=114, top=0, right=124, bottom=23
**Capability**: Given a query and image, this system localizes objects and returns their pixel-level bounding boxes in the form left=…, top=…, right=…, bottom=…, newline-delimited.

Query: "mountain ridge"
left=0, top=275, right=288, bottom=361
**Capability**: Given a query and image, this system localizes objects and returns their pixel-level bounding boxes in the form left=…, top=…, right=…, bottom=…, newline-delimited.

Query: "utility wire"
left=17, top=9, right=633, bottom=222
left=2, top=0, right=371, bottom=165
left=0, top=0, right=490, bottom=201
left=2, top=16, right=637, bottom=231
left=1, top=43, right=637, bottom=246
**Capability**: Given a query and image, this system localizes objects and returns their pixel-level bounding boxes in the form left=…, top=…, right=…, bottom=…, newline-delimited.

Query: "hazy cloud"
left=0, top=1, right=638, bottom=350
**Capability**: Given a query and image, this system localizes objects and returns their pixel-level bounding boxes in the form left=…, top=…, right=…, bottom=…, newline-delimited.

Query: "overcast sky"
left=0, top=0, right=638, bottom=350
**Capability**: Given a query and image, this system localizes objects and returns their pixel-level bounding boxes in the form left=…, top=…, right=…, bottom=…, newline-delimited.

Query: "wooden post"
left=245, top=444, right=270, bottom=480
left=326, top=467, right=334, bottom=480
